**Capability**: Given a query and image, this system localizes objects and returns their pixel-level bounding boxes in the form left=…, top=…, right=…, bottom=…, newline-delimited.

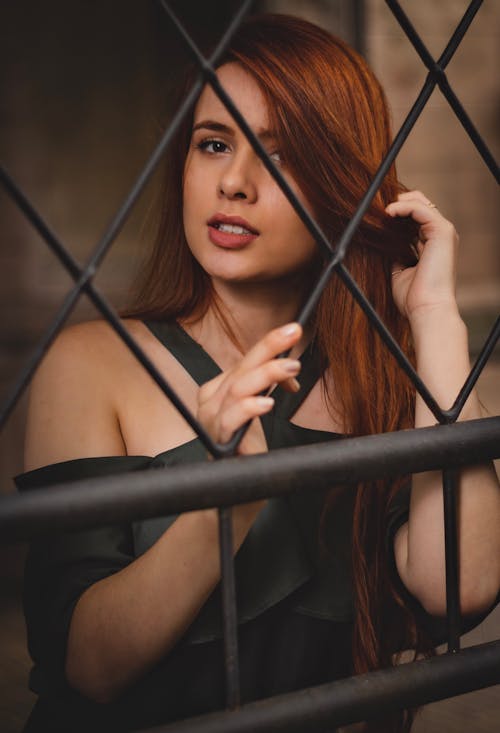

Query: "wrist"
left=408, top=300, right=464, bottom=335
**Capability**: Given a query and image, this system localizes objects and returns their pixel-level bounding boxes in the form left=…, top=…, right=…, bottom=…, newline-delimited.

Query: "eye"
left=196, top=138, right=230, bottom=154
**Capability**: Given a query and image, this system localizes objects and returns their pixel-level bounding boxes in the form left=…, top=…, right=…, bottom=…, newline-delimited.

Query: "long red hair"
left=126, top=14, right=433, bottom=732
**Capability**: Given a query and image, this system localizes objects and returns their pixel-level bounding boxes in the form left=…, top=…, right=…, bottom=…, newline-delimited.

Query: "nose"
left=218, top=150, right=258, bottom=203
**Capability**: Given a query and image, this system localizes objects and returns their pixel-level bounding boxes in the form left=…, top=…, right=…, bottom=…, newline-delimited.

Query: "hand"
left=196, top=322, right=302, bottom=456
left=385, top=190, right=459, bottom=323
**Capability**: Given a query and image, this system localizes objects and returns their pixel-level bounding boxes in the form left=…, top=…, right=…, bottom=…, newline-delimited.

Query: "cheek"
left=281, top=189, right=318, bottom=259
left=270, top=190, right=316, bottom=251
left=266, top=174, right=313, bottom=227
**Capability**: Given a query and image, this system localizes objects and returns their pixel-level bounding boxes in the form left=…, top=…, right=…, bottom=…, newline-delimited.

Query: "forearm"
left=396, top=304, right=500, bottom=615
left=66, top=501, right=264, bottom=702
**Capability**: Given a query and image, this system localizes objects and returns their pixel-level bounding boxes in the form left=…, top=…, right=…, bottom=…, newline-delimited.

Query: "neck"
left=181, top=276, right=311, bottom=366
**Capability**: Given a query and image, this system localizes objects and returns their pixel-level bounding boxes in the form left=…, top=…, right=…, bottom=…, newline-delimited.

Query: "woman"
left=18, top=13, right=499, bottom=733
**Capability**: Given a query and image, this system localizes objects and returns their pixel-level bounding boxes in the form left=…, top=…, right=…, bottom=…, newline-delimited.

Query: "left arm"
left=387, top=190, right=500, bottom=617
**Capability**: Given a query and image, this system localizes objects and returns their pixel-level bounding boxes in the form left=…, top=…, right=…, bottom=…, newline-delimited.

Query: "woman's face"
left=182, top=63, right=318, bottom=289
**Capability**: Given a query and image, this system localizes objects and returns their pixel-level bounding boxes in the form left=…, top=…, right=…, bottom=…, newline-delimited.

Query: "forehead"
left=193, top=62, right=270, bottom=133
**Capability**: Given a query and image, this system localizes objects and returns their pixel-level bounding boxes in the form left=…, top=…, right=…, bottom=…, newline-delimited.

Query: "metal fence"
left=1, top=0, right=499, bottom=731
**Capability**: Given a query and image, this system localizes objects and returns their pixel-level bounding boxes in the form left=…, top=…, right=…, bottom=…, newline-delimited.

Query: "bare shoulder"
left=24, top=319, right=134, bottom=471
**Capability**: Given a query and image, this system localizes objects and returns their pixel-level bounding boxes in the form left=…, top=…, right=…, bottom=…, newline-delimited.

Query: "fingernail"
left=256, top=396, right=274, bottom=408
left=283, top=359, right=301, bottom=374
left=280, top=323, right=300, bottom=337
left=290, top=378, right=300, bottom=392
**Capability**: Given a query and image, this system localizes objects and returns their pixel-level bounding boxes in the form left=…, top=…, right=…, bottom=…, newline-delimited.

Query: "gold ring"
left=427, top=201, right=437, bottom=208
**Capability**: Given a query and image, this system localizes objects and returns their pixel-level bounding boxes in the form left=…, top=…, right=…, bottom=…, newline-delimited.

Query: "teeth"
left=215, top=223, right=252, bottom=235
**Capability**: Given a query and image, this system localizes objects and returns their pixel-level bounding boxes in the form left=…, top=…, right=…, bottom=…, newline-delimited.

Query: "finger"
left=198, top=323, right=302, bottom=407
left=217, top=396, right=274, bottom=443
left=227, top=358, right=301, bottom=400
left=267, top=376, right=301, bottom=396
left=385, top=199, right=446, bottom=227
left=397, top=190, right=435, bottom=206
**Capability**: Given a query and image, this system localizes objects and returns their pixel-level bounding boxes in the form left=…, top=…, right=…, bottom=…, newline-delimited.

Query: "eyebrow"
left=192, top=120, right=276, bottom=141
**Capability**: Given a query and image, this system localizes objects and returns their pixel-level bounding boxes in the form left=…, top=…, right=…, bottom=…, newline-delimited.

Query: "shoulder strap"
left=143, top=320, right=322, bottom=416
left=143, top=320, right=222, bottom=386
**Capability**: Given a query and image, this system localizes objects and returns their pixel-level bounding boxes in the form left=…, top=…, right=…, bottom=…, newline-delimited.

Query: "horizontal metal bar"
left=139, top=640, right=500, bottom=733
left=1, top=417, right=498, bottom=542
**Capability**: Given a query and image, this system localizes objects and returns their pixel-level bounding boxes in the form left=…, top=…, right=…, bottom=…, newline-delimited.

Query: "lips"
left=207, top=213, right=259, bottom=248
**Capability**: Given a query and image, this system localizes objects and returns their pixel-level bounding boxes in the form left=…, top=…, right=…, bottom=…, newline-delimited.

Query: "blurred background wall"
left=0, top=1, right=498, bottom=730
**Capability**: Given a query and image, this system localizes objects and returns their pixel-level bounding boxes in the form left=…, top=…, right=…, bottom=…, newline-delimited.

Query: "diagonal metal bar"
left=327, top=78, right=434, bottom=265
left=449, top=316, right=500, bottom=421
left=437, top=76, right=499, bottom=182
left=0, top=265, right=84, bottom=428
left=385, top=0, right=482, bottom=72
left=386, top=0, right=499, bottom=182
left=443, top=468, right=461, bottom=653
left=437, top=0, right=483, bottom=69
left=79, top=78, right=204, bottom=276
left=160, top=0, right=254, bottom=75
left=0, top=166, right=86, bottom=282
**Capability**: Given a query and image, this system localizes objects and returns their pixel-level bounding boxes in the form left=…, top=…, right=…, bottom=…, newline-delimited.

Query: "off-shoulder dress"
left=17, top=321, right=413, bottom=732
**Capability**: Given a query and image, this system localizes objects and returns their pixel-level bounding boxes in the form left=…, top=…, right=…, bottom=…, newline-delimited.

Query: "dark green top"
left=18, top=321, right=411, bottom=733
